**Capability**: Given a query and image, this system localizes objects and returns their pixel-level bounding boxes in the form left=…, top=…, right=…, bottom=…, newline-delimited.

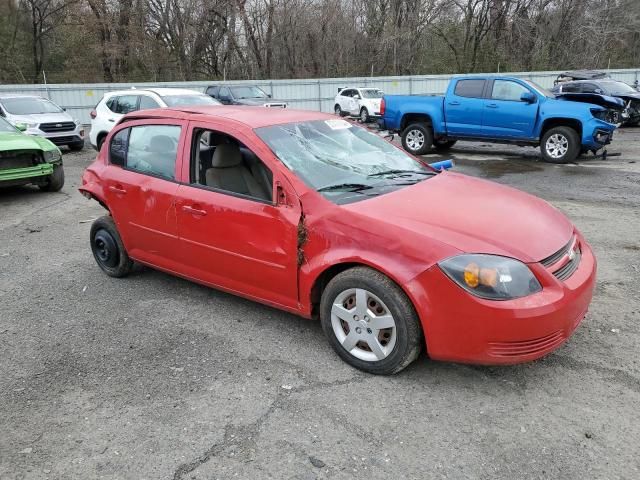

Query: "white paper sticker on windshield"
left=324, top=119, right=351, bottom=130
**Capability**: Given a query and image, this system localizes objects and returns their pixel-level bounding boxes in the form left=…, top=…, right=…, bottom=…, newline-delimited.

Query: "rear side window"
left=138, top=95, right=160, bottom=110
left=491, top=80, right=529, bottom=101
left=108, top=125, right=181, bottom=180
left=105, top=97, right=117, bottom=112
left=114, top=95, right=138, bottom=114
left=560, top=83, right=580, bottom=93
left=206, top=86, right=220, bottom=97
left=453, top=80, right=485, bottom=98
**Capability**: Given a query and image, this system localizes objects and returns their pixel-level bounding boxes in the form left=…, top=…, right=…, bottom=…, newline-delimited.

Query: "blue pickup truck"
left=379, top=76, right=619, bottom=163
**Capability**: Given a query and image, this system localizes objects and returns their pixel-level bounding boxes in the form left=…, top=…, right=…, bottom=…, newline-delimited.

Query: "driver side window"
left=491, top=80, right=529, bottom=101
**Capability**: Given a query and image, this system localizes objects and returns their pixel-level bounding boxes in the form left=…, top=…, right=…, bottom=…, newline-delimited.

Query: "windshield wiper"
left=317, top=183, right=373, bottom=193
left=368, top=169, right=436, bottom=178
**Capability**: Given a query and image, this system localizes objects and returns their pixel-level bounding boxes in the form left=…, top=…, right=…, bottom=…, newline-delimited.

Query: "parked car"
left=380, top=75, right=618, bottom=163
left=0, top=115, right=64, bottom=191
left=0, top=95, right=84, bottom=151
left=554, top=70, right=610, bottom=84
left=205, top=85, right=288, bottom=108
left=80, top=106, right=595, bottom=374
left=334, top=87, right=384, bottom=122
left=89, top=88, right=221, bottom=151
left=551, top=79, right=640, bottom=126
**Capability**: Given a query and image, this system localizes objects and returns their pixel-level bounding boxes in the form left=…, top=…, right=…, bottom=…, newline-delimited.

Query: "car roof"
left=123, top=105, right=335, bottom=128
left=0, top=94, right=48, bottom=100
left=104, top=88, right=204, bottom=97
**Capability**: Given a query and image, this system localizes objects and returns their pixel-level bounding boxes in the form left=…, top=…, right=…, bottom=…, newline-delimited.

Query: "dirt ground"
left=1, top=127, right=639, bottom=480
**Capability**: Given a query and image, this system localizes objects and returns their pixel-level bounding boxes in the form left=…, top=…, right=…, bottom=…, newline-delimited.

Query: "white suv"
left=89, top=88, right=221, bottom=150
left=334, top=87, right=384, bottom=123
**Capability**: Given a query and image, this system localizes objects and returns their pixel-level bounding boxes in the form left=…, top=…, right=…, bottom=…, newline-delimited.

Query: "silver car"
left=0, top=95, right=85, bottom=150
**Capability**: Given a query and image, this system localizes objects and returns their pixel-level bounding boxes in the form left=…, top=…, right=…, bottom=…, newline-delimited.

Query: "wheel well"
left=401, top=113, right=432, bottom=131
left=541, top=118, right=582, bottom=140
left=97, top=131, right=107, bottom=146
left=309, top=262, right=363, bottom=319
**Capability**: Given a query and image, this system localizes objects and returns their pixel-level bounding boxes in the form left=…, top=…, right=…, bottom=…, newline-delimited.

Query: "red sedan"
left=80, top=106, right=596, bottom=374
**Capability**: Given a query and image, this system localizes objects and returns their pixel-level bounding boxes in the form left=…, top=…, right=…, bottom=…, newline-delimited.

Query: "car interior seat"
left=205, top=143, right=270, bottom=200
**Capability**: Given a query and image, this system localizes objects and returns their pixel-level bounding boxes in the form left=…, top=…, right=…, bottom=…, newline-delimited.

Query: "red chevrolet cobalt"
left=80, top=107, right=596, bottom=374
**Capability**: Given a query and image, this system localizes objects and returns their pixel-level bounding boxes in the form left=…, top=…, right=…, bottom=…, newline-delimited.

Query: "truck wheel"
left=360, top=107, right=370, bottom=123
left=69, top=141, right=84, bottom=151
left=39, top=164, right=65, bottom=192
left=401, top=123, right=433, bottom=156
left=433, top=139, right=457, bottom=151
left=540, top=126, right=580, bottom=164
left=90, top=215, right=133, bottom=278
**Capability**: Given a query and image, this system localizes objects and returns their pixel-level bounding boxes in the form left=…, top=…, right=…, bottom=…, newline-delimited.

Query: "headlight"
left=438, top=254, right=542, bottom=300
left=43, top=150, right=62, bottom=163
left=590, top=108, right=608, bottom=121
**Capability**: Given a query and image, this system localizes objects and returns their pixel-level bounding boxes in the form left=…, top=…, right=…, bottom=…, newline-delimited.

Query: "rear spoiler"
left=555, top=93, right=625, bottom=110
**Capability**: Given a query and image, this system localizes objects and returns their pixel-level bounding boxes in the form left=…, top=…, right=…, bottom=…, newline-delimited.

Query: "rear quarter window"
left=453, top=80, right=486, bottom=98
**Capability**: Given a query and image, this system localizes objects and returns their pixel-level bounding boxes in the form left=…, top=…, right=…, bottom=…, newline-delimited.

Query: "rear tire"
left=433, top=139, right=457, bottom=151
left=39, top=164, right=64, bottom=192
left=320, top=267, right=423, bottom=375
left=360, top=107, right=370, bottom=123
left=401, top=123, right=433, bottom=156
left=540, top=126, right=580, bottom=164
left=90, top=215, right=133, bottom=278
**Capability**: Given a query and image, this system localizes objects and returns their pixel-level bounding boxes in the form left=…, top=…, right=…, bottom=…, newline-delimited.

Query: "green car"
left=0, top=115, right=64, bottom=191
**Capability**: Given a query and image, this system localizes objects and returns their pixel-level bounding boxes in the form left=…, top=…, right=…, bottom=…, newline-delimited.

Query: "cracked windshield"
left=256, top=119, right=434, bottom=204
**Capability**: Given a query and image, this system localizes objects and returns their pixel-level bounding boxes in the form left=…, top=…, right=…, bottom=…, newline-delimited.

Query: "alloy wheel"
left=405, top=129, right=425, bottom=151
left=545, top=133, right=569, bottom=159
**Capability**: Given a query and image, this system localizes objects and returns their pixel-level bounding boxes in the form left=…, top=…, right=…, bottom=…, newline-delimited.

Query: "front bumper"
left=406, top=236, right=596, bottom=365
left=0, top=163, right=54, bottom=183
left=25, top=125, right=85, bottom=146
left=582, top=118, right=615, bottom=149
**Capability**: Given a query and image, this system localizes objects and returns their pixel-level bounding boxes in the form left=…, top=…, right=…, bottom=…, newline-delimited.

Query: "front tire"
left=39, top=164, right=64, bottom=192
left=334, top=104, right=345, bottom=117
left=69, top=141, right=84, bottom=151
left=90, top=215, right=133, bottom=278
left=540, top=126, right=580, bottom=164
left=320, top=267, right=423, bottom=375
left=401, top=123, right=433, bottom=156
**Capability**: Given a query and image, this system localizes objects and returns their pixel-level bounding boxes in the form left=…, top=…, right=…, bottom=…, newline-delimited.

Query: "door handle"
left=486, top=103, right=498, bottom=108
left=108, top=184, right=127, bottom=194
left=448, top=101, right=460, bottom=106
left=182, top=205, right=207, bottom=216
left=108, top=118, right=115, bottom=122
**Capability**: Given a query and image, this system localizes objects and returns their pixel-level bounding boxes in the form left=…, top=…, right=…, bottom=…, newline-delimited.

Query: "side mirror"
left=520, top=91, right=536, bottom=103
left=62, top=108, right=66, bottom=112
left=354, top=95, right=361, bottom=100
left=15, top=123, right=27, bottom=132
left=267, top=93, right=272, bottom=98
left=595, top=88, right=604, bottom=94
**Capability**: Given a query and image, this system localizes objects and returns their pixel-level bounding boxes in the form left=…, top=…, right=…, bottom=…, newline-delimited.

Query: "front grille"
left=488, top=330, right=565, bottom=358
left=553, top=247, right=582, bottom=281
left=540, top=236, right=574, bottom=267
left=39, top=122, right=75, bottom=133
left=0, top=150, right=42, bottom=170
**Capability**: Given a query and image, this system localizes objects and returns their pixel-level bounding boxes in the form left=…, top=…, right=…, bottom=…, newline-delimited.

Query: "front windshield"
left=0, top=116, right=18, bottom=133
left=161, top=94, right=221, bottom=107
left=231, top=86, right=268, bottom=99
left=601, top=81, right=637, bottom=95
left=360, top=89, right=384, bottom=99
left=2, top=97, right=63, bottom=115
left=255, top=119, right=434, bottom=204
left=524, top=80, right=554, bottom=98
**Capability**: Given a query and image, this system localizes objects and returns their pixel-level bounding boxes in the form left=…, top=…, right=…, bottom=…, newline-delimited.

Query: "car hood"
left=344, top=172, right=573, bottom=263
left=0, top=131, right=57, bottom=152
left=6, top=111, right=73, bottom=124
left=614, top=92, right=640, bottom=102
left=555, top=93, right=625, bottom=110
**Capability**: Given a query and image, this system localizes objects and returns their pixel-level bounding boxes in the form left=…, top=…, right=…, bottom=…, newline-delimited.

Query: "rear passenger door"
left=173, top=120, right=301, bottom=310
left=102, top=119, right=186, bottom=269
left=444, top=79, right=487, bottom=136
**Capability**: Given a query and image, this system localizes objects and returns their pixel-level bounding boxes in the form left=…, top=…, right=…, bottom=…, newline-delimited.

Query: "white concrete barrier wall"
left=1, top=69, right=638, bottom=125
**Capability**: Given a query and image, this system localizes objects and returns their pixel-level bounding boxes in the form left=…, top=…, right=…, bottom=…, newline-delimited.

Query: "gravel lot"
left=1, top=128, right=639, bottom=480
